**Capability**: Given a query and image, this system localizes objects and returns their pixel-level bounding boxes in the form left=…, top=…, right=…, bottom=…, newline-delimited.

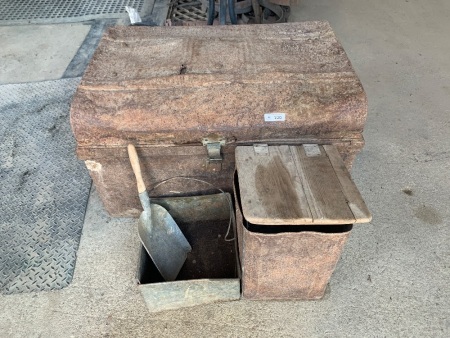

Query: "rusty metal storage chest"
left=70, top=22, right=368, bottom=216
left=234, top=144, right=371, bottom=299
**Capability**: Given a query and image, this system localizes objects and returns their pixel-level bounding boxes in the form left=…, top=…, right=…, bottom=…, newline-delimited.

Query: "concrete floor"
left=1, top=0, right=449, bottom=336
left=0, top=24, right=90, bottom=84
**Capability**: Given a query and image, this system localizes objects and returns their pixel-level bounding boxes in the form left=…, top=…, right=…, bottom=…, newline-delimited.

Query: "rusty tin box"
left=70, top=22, right=368, bottom=216
left=234, top=144, right=371, bottom=300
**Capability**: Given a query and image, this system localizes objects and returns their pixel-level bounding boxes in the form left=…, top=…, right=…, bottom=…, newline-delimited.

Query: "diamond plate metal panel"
left=170, top=0, right=207, bottom=23
left=0, top=78, right=91, bottom=294
left=0, top=0, right=145, bottom=25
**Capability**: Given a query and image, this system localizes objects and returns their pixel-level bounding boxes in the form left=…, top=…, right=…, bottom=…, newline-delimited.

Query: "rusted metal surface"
left=80, top=137, right=362, bottom=216
left=234, top=187, right=352, bottom=300
left=82, top=144, right=236, bottom=216
left=70, top=22, right=367, bottom=147
left=70, top=22, right=368, bottom=216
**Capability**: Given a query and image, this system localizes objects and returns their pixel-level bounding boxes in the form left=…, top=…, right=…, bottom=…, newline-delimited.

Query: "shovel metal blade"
left=138, top=204, right=192, bottom=281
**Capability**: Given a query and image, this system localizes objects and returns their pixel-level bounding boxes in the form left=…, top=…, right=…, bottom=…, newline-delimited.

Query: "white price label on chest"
left=264, top=113, right=286, bottom=122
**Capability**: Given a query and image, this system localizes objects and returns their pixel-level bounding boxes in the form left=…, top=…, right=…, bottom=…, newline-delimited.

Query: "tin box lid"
left=70, top=22, right=367, bottom=147
left=235, top=144, right=372, bottom=225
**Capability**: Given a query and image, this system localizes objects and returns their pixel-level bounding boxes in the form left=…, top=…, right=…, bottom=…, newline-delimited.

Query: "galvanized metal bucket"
left=136, top=193, right=240, bottom=312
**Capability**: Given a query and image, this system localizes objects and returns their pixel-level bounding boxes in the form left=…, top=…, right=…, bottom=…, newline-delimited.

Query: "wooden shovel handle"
left=128, top=144, right=146, bottom=194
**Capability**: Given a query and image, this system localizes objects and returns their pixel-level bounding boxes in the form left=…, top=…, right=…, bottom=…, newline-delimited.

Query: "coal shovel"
left=128, top=144, right=191, bottom=281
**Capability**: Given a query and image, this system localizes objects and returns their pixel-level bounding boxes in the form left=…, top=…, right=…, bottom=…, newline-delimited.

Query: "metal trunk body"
left=70, top=22, right=368, bottom=216
left=234, top=187, right=352, bottom=300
